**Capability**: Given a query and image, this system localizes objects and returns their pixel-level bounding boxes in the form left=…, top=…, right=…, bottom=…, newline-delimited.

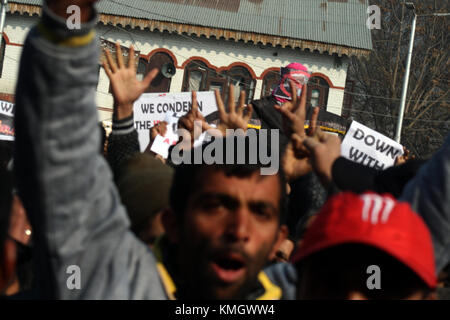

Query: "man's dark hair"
left=169, top=135, right=287, bottom=224
left=296, top=244, right=431, bottom=300
left=0, top=169, right=13, bottom=264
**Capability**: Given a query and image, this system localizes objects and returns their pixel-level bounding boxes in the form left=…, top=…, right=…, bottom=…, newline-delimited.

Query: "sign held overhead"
left=341, top=121, right=403, bottom=170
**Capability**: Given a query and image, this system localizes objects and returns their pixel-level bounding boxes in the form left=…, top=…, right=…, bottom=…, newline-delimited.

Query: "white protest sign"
left=150, top=135, right=176, bottom=159
left=150, top=112, right=179, bottom=158
left=133, top=91, right=218, bottom=152
left=150, top=112, right=218, bottom=159
left=0, top=100, right=15, bottom=141
left=341, top=121, right=403, bottom=170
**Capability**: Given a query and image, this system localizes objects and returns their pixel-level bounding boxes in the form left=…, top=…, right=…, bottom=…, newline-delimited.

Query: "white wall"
left=1, top=14, right=348, bottom=121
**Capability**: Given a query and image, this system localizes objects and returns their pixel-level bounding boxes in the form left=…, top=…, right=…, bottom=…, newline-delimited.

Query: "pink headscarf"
left=272, top=63, right=310, bottom=104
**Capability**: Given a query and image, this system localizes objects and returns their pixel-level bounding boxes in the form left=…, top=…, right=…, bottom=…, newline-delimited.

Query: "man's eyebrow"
left=248, top=200, right=278, bottom=214
left=191, top=192, right=278, bottom=214
left=191, top=192, right=238, bottom=205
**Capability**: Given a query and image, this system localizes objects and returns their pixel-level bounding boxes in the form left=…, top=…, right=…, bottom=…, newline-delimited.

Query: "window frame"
left=227, top=66, right=256, bottom=104
left=261, top=71, right=281, bottom=98
left=307, top=76, right=329, bottom=109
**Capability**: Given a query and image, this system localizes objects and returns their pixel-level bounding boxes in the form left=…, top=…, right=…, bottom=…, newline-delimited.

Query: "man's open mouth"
left=210, top=253, right=247, bottom=284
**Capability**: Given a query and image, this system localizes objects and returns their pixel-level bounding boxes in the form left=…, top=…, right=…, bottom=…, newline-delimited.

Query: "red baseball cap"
left=291, top=192, right=437, bottom=289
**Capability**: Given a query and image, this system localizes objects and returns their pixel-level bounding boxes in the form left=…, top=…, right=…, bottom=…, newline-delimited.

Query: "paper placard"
left=134, top=91, right=218, bottom=152
left=341, top=121, right=403, bottom=170
left=150, top=134, right=178, bottom=159
left=0, top=100, right=15, bottom=141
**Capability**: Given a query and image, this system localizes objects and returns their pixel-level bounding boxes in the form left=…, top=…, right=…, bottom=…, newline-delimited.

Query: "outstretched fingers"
left=237, top=90, right=246, bottom=116
left=104, top=49, right=117, bottom=73
left=309, top=106, right=319, bottom=136
left=142, top=68, right=159, bottom=88
left=215, top=89, right=226, bottom=118
left=128, top=45, right=136, bottom=70
left=275, top=104, right=297, bottom=125
left=244, top=104, right=253, bottom=122
left=228, top=84, right=236, bottom=114
left=115, top=42, right=125, bottom=69
left=296, top=83, right=308, bottom=129
left=102, top=60, right=113, bottom=79
left=191, top=90, right=200, bottom=114
left=289, top=79, right=298, bottom=108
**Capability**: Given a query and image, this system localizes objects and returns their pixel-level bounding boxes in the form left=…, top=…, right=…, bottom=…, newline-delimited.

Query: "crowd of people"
left=0, top=0, right=449, bottom=300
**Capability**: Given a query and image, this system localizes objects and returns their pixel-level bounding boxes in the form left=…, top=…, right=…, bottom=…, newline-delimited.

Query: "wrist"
left=112, top=112, right=134, bottom=136
left=115, top=104, right=134, bottom=121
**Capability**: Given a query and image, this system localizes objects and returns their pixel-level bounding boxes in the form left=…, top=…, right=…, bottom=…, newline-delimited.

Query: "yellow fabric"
left=304, top=124, right=346, bottom=135
left=153, top=236, right=282, bottom=300
left=156, top=262, right=177, bottom=300
left=156, top=261, right=282, bottom=300
left=37, top=22, right=95, bottom=47
left=245, top=123, right=344, bottom=134
left=247, top=124, right=262, bottom=130
left=256, top=272, right=282, bottom=300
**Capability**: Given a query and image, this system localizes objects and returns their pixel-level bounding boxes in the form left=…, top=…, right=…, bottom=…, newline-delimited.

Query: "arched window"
left=227, top=66, right=255, bottom=105
left=261, top=70, right=280, bottom=98
left=145, top=52, right=174, bottom=93
left=207, top=69, right=228, bottom=100
left=182, top=60, right=208, bottom=92
left=182, top=60, right=228, bottom=99
left=136, top=57, right=149, bottom=81
left=183, top=61, right=256, bottom=104
left=307, top=76, right=329, bottom=109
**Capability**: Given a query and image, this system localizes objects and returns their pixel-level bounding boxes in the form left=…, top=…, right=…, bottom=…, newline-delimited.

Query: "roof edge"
left=8, top=3, right=371, bottom=58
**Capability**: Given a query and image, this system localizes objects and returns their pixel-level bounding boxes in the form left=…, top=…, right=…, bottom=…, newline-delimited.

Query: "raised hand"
left=275, top=80, right=324, bottom=180
left=395, top=147, right=415, bottom=166
left=274, top=80, right=321, bottom=158
left=150, top=121, right=168, bottom=142
left=215, top=85, right=253, bottom=135
left=178, top=91, right=212, bottom=145
left=103, top=42, right=158, bottom=120
left=144, top=121, right=168, bottom=154
left=303, top=133, right=342, bottom=187
left=274, top=80, right=307, bottom=136
left=282, top=141, right=313, bottom=181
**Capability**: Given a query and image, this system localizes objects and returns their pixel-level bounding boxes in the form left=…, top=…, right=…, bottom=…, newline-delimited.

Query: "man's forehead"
left=194, top=167, right=281, bottom=201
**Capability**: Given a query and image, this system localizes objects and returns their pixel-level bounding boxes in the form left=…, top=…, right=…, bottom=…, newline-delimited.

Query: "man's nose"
left=223, top=207, right=251, bottom=243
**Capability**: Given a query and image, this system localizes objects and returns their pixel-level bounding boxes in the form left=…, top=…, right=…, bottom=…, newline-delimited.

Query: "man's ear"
left=161, top=208, right=180, bottom=244
left=0, top=239, right=16, bottom=294
left=269, top=224, right=289, bottom=260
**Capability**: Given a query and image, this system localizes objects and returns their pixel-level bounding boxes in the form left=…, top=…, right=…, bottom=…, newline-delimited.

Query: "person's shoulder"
left=263, top=262, right=297, bottom=300
left=251, top=95, right=277, bottom=109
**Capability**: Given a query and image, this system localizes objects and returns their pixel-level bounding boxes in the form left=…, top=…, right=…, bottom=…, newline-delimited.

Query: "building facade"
left=0, top=0, right=372, bottom=123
